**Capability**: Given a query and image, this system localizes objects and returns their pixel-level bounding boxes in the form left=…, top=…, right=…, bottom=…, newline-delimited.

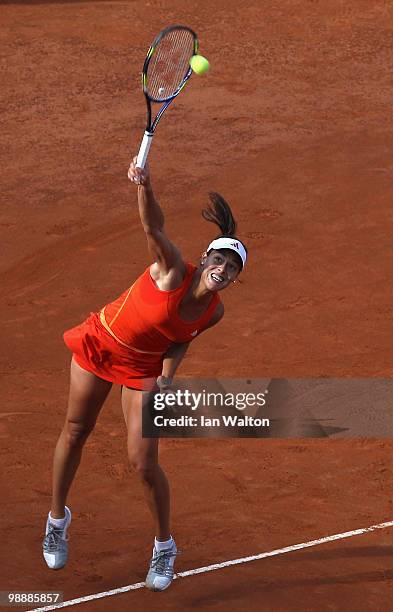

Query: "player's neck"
left=189, top=270, right=213, bottom=302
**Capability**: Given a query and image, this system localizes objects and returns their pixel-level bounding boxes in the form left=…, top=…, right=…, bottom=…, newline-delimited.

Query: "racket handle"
left=136, top=131, right=154, bottom=169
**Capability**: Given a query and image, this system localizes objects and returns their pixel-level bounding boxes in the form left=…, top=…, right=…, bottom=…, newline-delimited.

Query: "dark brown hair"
left=202, top=192, right=247, bottom=264
left=202, top=192, right=237, bottom=236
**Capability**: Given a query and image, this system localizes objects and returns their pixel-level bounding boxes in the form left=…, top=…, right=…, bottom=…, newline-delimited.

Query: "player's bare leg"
left=122, top=386, right=177, bottom=591
left=43, top=357, right=112, bottom=569
left=121, top=386, right=170, bottom=539
left=51, top=357, right=112, bottom=515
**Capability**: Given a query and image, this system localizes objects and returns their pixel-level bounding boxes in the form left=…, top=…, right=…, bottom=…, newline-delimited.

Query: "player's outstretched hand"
left=128, top=156, right=150, bottom=186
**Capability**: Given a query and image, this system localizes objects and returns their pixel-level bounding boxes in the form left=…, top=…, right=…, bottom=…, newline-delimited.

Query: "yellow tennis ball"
left=190, top=55, right=210, bottom=75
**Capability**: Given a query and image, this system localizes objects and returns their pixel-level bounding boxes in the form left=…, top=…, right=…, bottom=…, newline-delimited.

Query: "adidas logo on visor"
left=206, top=237, right=247, bottom=268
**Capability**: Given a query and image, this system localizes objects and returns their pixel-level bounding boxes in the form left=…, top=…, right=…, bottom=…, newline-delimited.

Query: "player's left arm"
left=159, top=342, right=191, bottom=389
left=158, top=303, right=224, bottom=388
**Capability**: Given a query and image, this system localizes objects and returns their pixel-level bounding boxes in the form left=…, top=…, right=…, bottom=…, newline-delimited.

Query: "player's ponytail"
left=202, top=192, right=237, bottom=237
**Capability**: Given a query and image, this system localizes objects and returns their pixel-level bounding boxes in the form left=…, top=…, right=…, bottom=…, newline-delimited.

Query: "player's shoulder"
left=149, top=258, right=188, bottom=291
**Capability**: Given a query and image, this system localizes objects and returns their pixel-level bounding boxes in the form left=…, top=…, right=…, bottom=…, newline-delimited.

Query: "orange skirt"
left=63, top=312, right=163, bottom=391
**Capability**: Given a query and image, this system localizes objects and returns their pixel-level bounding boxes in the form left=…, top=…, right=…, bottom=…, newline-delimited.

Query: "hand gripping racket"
left=136, top=25, right=198, bottom=169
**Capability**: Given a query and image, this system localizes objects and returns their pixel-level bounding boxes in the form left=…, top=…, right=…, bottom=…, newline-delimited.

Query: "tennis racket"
left=136, top=25, right=198, bottom=169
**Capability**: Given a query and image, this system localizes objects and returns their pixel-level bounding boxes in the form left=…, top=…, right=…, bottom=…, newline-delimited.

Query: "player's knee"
left=128, top=455, right=157, bottom=484
left=64, top=419, right=93, bottom=448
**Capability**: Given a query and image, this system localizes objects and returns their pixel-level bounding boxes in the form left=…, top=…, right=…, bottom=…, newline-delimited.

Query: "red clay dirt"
left=1, top=1, right=393, bottom=610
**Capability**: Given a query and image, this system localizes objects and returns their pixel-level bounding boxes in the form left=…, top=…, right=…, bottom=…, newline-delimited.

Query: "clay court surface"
left=1, top=1, right=393, bottom=610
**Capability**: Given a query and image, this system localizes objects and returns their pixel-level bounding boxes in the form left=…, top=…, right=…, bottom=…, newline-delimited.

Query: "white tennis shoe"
left=145, top=539, right=178, bottom=591
left=42, top=506, right=72, bottom=570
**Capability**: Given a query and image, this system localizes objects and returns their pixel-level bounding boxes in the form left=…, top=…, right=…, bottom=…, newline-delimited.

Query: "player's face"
left=202, top=250, right=241, bottom=292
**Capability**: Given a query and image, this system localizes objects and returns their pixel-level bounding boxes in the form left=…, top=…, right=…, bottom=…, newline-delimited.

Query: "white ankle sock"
left=155, top=536, right=174, bottom=552
left=49, top=512, right=67, bottom=529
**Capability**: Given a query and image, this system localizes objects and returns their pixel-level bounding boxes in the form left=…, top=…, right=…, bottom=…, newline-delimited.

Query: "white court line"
left=27, top=519, right=393, bottom=612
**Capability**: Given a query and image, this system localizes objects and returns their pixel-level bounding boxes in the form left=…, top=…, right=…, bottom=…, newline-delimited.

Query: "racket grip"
left=136, top=131, right=154, bottom=169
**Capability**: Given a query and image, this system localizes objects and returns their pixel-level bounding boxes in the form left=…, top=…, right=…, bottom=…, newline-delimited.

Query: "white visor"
left=206, top=237, right=247, bottom=269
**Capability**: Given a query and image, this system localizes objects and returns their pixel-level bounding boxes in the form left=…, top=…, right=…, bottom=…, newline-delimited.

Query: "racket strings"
left=148, top=31, right=189, bottom=97
left=147, top=28, right=195, bottom=100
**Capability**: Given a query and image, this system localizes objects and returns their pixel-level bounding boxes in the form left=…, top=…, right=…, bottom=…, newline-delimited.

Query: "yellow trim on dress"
left=107, top=282, right=135, bottom=328
left=99, top=308, right=163, bottom=355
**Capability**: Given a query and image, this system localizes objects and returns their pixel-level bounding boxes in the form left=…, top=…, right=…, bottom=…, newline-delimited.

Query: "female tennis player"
left=42, top=157, right=247, bottom=591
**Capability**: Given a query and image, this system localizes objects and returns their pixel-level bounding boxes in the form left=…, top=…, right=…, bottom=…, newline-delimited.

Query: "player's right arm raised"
left=128, top=158, right=185, bottom=281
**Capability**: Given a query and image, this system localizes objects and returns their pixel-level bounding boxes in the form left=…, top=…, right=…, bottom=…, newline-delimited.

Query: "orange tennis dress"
left=63, top=263, right=220, bottom=390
